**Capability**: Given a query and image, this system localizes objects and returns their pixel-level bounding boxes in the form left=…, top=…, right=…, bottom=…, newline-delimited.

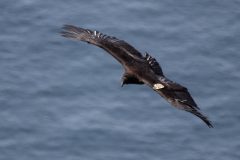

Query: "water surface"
left=0, top=0, right=240, bottom=160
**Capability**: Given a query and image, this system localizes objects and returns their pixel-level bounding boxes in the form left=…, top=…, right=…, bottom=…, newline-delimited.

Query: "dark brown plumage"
left=61, top=25, right=213, bottom=128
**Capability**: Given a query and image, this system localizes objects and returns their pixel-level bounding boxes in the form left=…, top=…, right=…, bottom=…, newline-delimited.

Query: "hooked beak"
left=121, top=81, right=124, bottom=87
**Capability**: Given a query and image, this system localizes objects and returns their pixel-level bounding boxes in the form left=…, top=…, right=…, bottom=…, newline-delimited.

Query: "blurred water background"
left=0, top=0, right=240, bottom=160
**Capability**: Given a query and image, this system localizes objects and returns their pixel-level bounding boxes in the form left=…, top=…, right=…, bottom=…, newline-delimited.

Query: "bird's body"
left=61, top=25, right=213, bottom=128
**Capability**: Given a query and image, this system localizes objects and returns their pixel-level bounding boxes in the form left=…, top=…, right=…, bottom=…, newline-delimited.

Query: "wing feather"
left=61, top=25, right=143, bottom=64
left=153, top=76, right=213, bottom=128
left=145, top=53, right=164, bottom=76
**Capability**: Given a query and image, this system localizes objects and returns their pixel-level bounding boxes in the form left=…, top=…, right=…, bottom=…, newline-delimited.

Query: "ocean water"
left=0, top=0, right=240, bottom=160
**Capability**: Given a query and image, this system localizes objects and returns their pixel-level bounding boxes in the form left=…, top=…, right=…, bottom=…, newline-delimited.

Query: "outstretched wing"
left=61, top=25, right=143, bottom=65
left=153, top=76, right=213, bottom=128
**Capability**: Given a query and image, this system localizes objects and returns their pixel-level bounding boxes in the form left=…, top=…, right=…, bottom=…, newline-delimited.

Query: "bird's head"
left=121, top=73, right=144, bottom=87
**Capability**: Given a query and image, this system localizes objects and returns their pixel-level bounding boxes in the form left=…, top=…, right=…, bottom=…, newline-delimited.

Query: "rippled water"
left=0, top=0, right=240, bottom=160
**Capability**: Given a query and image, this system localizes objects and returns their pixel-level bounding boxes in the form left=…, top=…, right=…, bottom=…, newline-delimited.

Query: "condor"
left=61, top=25, right=213, bottom=128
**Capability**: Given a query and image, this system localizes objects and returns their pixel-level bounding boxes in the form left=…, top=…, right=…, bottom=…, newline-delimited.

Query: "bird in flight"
left=61, top=25, right=213, bottom=128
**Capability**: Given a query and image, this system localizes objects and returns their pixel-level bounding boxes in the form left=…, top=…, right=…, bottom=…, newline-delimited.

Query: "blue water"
left=0, top=0, right=240, bottom=160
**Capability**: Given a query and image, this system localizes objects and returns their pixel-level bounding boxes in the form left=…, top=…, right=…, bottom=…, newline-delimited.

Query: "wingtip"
left=185, top=106, right=214, bottom=128
left=206, top=120, right=214, bottom=128
left=62, top=24, right=77, bottom=30
left=60, top=24, right=81, bottom=34
left=197, top=112, right=214, bottom=128
left=197, top=112, right=213, bottom=128
left=60, top=24, right=86, bottom=40
left=59, top=31, right=75, bottom=39
left=60, top=25, right=74, bottom=38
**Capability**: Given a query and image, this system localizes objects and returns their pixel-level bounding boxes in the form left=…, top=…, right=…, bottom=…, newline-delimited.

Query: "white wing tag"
left=153, top=83, right=164, bottom=90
